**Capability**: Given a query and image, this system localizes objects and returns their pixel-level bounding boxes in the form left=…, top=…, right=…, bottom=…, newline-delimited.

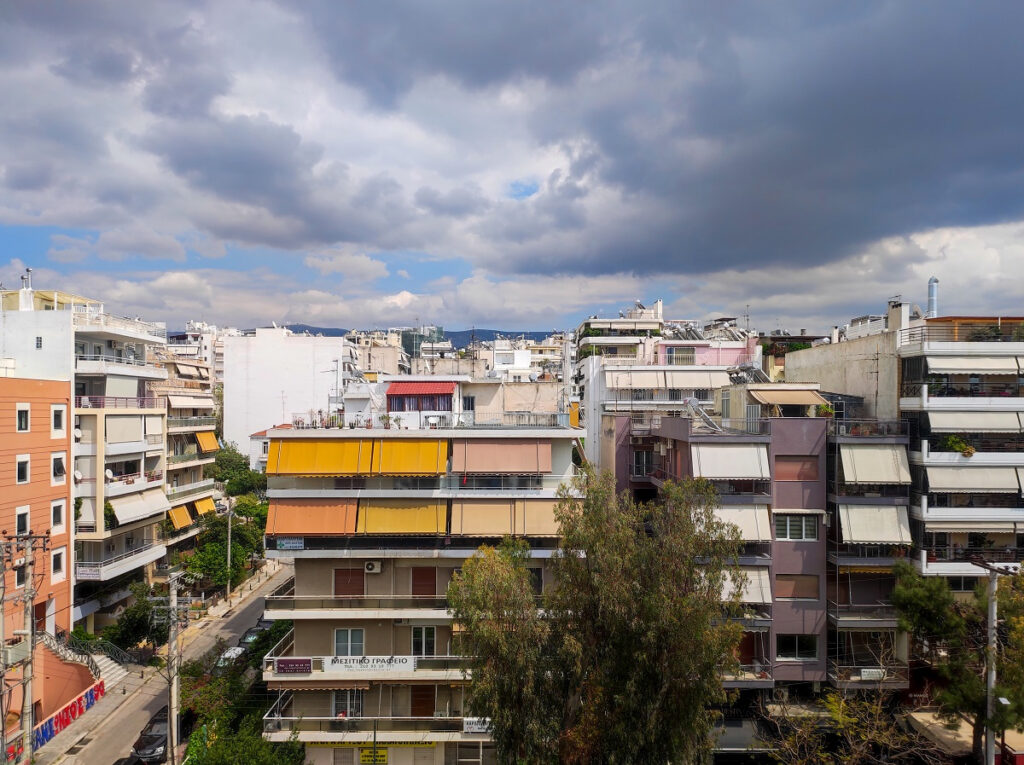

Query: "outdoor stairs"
left=91, top=654, right=129, bottom=689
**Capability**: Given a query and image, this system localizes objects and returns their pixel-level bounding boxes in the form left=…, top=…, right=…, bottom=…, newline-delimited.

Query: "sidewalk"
left=34, top=560, right=292, bottom=765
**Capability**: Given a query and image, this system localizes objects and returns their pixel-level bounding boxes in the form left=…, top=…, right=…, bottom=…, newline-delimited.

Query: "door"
left=410, top=685, right=435, bottom=717
left=334, top=568, right=365, bottom=596
left=45, top=598, right=56, bottom=635
left=411, top=567, right=436, bottom=596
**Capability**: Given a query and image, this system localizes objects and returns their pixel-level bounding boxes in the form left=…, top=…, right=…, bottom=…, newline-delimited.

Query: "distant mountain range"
left=281, top=325, right=555, bottom=348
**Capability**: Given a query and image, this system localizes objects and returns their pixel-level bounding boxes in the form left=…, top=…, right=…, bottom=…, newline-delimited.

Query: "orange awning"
left=451, top=439, right=552, bottom=473
left=266, top=499, right=357, bottom=535
left=168, top=505, right=192, bottom=530
left=196, top=431, right=219, bottom=452
left=194, top=497, right=216, bottom=515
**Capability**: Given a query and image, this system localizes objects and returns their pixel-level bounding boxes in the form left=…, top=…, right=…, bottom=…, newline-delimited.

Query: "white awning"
left=722, top=567, right=772, bottom=604
left=928, top=411, right=1022, bottom=433
left=691, top=444, right=770, bottom=479
left=605, top=370, right=665, bottom=389
left=924, top=520, right=1016, bottom=533
left=839, top=444, right=911, bottom=484
left=663, top=370, right=732, bottom=389
left=748, top=388, right=829, bottom=406
left=714, top=506, right=772, bottom=542
left=771, top=507, right=826, bottom=515
left=167, top=395, right=215, bottom=410
left=926, top=356, right=1019, bottom=375
left=108, top=489, right=171, bottom=525
left=926, top=466, right=1020, bottom=493
left=838, top=505, right=912, bottom=544
left=175, top=363, right=200, bottom=378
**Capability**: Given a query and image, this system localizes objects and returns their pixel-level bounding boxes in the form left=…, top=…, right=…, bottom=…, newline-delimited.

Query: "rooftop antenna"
left=744, top=304, right=750, bottom=332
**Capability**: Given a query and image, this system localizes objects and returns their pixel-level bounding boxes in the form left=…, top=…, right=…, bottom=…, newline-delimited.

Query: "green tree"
left=185, top=512, right=262, bottom=588
left=185, top=718, right=304, bottom=765
left=103, top=582, right=169, bottom=650
left=208, top=442, right=268, bottom=496
left=448, top=468, right=745, bottom=764
left=892, top=561, right=1024, bottom=762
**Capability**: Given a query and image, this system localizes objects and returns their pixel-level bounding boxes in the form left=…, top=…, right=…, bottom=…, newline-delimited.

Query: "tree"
left=892, top=561, right=1024, bottom=763
left=104, top=582, right=169, bottom=650
left=185, top=512, right=262, bottom=588
left=448, top=468, right=745, bottom=764
left=208, top=443, right=268, bottom=497
left=184, top=718, right=304, bottom=765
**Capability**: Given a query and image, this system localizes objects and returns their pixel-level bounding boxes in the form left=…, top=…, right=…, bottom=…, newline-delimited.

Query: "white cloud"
left=303, top=250, right=389, bottom=281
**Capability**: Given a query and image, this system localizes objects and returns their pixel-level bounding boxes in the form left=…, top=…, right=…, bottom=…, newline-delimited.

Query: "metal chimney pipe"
left=927, top=276, right=939, bottom=318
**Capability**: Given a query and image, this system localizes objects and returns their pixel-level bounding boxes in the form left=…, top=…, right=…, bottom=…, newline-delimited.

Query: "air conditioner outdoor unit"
left=364, top=560, right=383, bottom=574
left=13, top=558, right=24, bottom=568
left=630, top=436, right=643, bottom=445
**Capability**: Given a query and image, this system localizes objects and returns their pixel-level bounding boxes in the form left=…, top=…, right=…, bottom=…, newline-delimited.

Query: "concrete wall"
left=785, top=332, right=900, bottom=419
left=0, top=311, right=73, bottom=381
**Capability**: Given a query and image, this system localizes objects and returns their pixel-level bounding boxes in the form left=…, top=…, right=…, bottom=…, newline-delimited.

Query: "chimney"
left=830, top=326, right=840, bottom=344
left=927, top=276, right=939, bottom=318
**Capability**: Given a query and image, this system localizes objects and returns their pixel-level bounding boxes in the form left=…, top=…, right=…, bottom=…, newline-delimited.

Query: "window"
left=35, top=337, right=42, bottom=349
left=948, top=576, right=979, bottom=592
left=410, top=685, right=435, bottom=717
left=334, top=628, right=364, bottom=657
left=527, top=567, right=543, bottom=595
left=51, top=500, right=65, bottom=534
left=631, top=388, right=654, bottom=401
left=16, top=404, right=30, bottom=432
left=261, top=440, right=269, bottom=455
left=51, top=453, right=67, bottom=486
left=16, top=507, right=29, bottom=536
left=720, top=390, right=731, bottom=419
left=14, top=566, right=25, bottom=589
left=332, top=689, right=364, bottom=718
left=776, top=634, right=817, bottom=660
left=333, top=568, right=364, bottom=596
left=412, top=626, right=435, bottom=656
left=51, top=547, right=66, bottom=583
left=774, top=514, right=818, bottom=541
left=462, top=396, right=475, bottom=412
left=411, top=567, right=436, bottom=596
left=632, top=450, right=654, bottom=478
left=775, top=574, right=819, bottom=600
left=774, top=455, right=819, bottom=481
left=16, top=455, right=30, bottom=484
left=668, top=388, right=686, bottom=401
left=51, top=405, right=66, bottom=438
left=666, top=346, right=696, bottom=365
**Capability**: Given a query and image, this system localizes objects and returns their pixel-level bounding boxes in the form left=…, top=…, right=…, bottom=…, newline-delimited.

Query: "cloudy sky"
left=2, top=2, right=1023, bottom=332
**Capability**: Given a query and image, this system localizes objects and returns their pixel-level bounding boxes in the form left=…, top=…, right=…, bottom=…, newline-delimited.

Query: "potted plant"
left=937, top=434, right=974, bottom=457
left=815, top=403, right=835, bottom=418
left=380, top=414, right=393, bottom=429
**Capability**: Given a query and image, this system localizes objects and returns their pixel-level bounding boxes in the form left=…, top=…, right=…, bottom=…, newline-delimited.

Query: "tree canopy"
left=184, top=510, right=264, bottom=588
left=104, top=581, right=169, bottom=650
left=448, top=468, right=745, bottom=764
left=208, top=443, right=267, bottom=497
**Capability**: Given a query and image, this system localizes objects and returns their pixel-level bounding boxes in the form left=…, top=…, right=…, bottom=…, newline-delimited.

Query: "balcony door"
left=334, top=567, right=365, bottom=596
left=410, top=685, right=435, bottom=717
left=411, top=567, right=436, bottom=596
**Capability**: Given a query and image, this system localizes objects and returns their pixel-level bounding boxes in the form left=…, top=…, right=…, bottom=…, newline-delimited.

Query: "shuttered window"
left=775, top=574, right=819, bottom=600
left=410, top=685, right=435, bottom=717
left=774, top=455, right=819, bottom=481
left=334, top=568, right=364, bottom=596
left=411, top=567, right=436, bottom=596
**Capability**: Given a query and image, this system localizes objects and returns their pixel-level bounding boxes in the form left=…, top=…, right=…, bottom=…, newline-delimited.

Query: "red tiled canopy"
left=386, top=381, right=456, bottom=395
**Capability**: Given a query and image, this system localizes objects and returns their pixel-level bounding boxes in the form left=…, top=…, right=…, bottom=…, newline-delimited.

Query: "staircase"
left=90, top=654, right=129, bottom=689
left=39, top=632, right=136, bottom=691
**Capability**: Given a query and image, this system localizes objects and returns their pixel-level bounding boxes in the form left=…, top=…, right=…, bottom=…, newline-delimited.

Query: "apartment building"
left=167, top=320, right=242, bottom=383
left=645, top=386, right=829, bottom=695
left=346, top=330, right=411, bottom=377
left=150, top=350, right=219, bottom=559
left=259, top=425, right=581, bottom=764
left=222, top=327, right=359, bottom=450
left=787, top=294, right=1024, bottom=583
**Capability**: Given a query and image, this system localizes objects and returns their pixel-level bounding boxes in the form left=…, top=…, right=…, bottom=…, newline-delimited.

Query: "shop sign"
left=275, top=658, right=312, bottom=673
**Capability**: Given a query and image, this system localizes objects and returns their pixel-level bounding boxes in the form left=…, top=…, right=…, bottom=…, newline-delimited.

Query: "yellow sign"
left=359, top=749, right=387, bottom=764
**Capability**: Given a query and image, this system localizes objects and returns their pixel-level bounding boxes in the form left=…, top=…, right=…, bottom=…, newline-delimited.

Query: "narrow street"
left=59, top=563, right=292, bottom=765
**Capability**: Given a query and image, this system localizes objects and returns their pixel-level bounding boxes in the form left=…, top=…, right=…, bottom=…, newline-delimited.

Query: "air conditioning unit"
left=630, top=436, right=644, bottom=445
left=364, top=560, right=383, bottom=574
left=13, top=558, right=25, bottom=568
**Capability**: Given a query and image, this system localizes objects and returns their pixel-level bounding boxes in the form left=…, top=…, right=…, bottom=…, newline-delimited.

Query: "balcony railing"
left=828, top=420, right=908, bottom=437
left=168, top=451, right=212, bottom=464
left=165, top=478, right=215, bottom=500
left=722, top=663, right=773, bottom=683
left=828, top=602, right=898, bottom=621
left=920, top=546, right=1024, bottom=563
left=105, top=470, right=164, bottom=488
left=828, top=660, right=909, bottom=684
left=832, top=483, right=908, bottom=498
left=898, top=323, right=1024, bottom=346
left=902, top=381, right=1024, bottom=398
left=75, top=353, right=155, bottom=369
left=72, top=308, right=167, bottom=339
left=168, top=416, right=218, bottom=428
left=929, top=435, right=1024, bottom=453
left=269, top=474, right=571, bottom=492
left=75, top=541, right=161, bottom=579
left=831, top=543, right=906, bottom=560
left=925, top=493, right=1019, bottom=508
left=265, top=595, right=451, bottom=612
left=264, top=651, right=471, bottom=675
left=75, top=396, right=163, bottom=409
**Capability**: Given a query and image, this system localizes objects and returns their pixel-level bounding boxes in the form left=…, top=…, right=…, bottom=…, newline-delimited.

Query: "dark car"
left=131, top=707, right=170, bottom=763
left=237, top=627, right=264, bottom=647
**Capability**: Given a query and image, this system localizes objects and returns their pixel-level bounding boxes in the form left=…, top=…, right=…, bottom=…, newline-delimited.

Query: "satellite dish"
left=73, top=428, right=83, bottom=440
left=104, top=469, right=114, bottom=480
left=73, top=470, right=83, bottom=482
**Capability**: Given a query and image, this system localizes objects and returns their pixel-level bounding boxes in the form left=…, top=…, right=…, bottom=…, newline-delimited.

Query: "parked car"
left=131, top=707, right=170, bottom=763
left=237, top=627, right=264, bottom=648
left=212, top=646, right=247, bottom=677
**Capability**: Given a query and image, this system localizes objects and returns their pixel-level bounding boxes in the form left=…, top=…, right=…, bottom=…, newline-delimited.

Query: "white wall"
left=0, top=310, right=73, bottom=381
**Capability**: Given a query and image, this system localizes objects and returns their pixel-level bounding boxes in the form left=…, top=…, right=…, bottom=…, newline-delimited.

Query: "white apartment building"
left=0, top=280, right=172, bottom=628
left=222, top=327, right=359, bottom=451
left=168, top=320, right=243, bottom=383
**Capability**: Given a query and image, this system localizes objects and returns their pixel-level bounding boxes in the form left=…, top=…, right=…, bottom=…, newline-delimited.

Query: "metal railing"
left=929, top=435, right=1024, bottom=453
left=831, top=544, right=906, bottom=560
left=72, top=307, right=167, bottom=339
left=264, top=650, right=471, bottom=674
left=722, top=663, right=772, bottom=681
left=59, top=631, right=137, bottom=666
left=269, top=474, right=571, bottom=492
left=76, top=541, right=161, bottom=573
left=105, top=469, right=164, bottom=487
left=37, top=631, right=102, bottom=679
left=898, top=323, right=1024, bottom=345
left=75, top=353, right=155, bottom=369
left=920, top=546, right=1024, bottom=563
left=902, top=381, right=1024, bottom=398
left=828, top=660, right=909, bottom=683
left=828, top=602, right=898, bottom=620
left=265, top=595, right=452, bottom=611
left=925, top=493, right=1019, bottom=508
left=168, top=451, right=210, bottom=464
left=828, top=420, right=908, bottom=437
left=166, top=479, right=215, bottom=499
left=75, top=395, right=163, bottom=409
left=168, top=416, right=217, bottom=428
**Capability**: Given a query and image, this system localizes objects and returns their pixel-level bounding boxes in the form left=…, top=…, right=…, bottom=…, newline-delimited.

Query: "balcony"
left=263, top=630, right=470, bottom=683
left=75, top=395, right=163, bottom=409
left=828, top=660, right=909, bottom=689
left=828, top=544, right=904, bottom=568
left=165, top=478, right=215, bottom=501
left=167, top=416, right=218, bottom=431
left=75, top=541, right=167, bottom=581
left=898, top=323, right=1024, bottom=347
left=167, top=451, right=215, bottom=468
left=264, top=592, right=452, bottom=620
left=72, top=307, right=167, bottom=342
left=104, top=470, right=164, bottom=498
left=827, top=601, right=899, bottom=629
left=722, top=663, right=773, bottom=688
left=268, top=473, right=572, bottom=495
left=900, top=382, right=1024, bottom=411
left=920, top=545, right=1024, bottom=564
left=828, top=420, right=908, bottom=438
left=266, top=533, right=561, bottom=554
left=74, top=354, right=167, bottom=380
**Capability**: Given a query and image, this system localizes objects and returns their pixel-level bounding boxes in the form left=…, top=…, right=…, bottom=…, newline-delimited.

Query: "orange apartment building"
left=0, top=375, right=94, bottom=754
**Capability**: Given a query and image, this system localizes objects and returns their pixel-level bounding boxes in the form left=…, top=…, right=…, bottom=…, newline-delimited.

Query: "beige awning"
left=714, top=506, right=772, bottom=542
left=748, top=388, right=828, bottom=406
left=450, top=439, right=552, bottom=473
left=691, top=444, right=770, bottom=479
left=167, top=395, right=215, bottom=410
left=924, top=520, right=1016, bottom=533
left=198, top=367, right=210, bottom=379
left=450, top=500, right=516, bottom=536
left=926, top=356, right=1018, bottom=375
left=838, top=505, right=912, bottom=544
left=175, top=363, right=199, bottom=378
left=928, top=411, right=1022, bottom=433
left=663, top=370, right=732, bottom=389
left=839, top=444, right=911, bottom=484
left=605, top=370, right=665, bottom=389
left=927, top=466, right=1020, bottom=493
left=108, top=489, right=171, bottom=525
left=722, top=567, right=771, bottom=604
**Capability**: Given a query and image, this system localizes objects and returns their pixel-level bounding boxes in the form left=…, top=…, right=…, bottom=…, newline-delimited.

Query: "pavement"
left=34, top=559, right=293, bottom=765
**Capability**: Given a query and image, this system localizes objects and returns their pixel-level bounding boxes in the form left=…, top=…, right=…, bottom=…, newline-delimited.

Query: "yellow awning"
left=194, top=497, right=216, bottom=515
left=372, top=439, right=447, bottom=475
left=451, top=500, right=516, bottom=536
left=514, top=499, right=560, bottom=537
left=196, top=431, right=219, bottom=453
left=267, top=439, right=375, bottom=476
left=168, top=505, right=192, bottom=530
left=357, top=500, right=446, bottom=534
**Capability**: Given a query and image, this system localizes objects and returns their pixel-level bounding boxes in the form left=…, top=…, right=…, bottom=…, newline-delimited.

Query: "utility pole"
left=19, top=538, right=34, bottom=761
left=226, top=507, right=233, bottom=604
left=167, top=581, right=179, bottom=765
